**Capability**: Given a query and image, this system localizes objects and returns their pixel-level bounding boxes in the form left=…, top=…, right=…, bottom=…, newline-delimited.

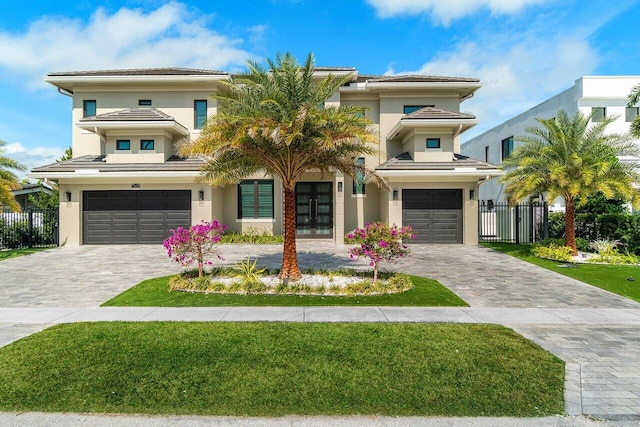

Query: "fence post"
left=543, top=202, right=549, bottom=239
left=27, top=208, right=33, bottom=249
left=529, top=203, right=534, bottom=243
left=515, top=204, right=520, bottom=245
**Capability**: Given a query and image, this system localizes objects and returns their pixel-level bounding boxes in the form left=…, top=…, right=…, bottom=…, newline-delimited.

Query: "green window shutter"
left=238, top=181, right=256, bottom=218
left=257, top=181, right=274, bottom=218
left=353, top=157, right=365, bottom=195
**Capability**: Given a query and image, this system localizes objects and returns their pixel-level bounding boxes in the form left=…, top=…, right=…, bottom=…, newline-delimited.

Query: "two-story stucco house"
left=30, top=67, right=500, bottom=246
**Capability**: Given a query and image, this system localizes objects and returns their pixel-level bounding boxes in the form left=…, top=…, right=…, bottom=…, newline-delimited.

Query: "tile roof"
left=31, top=155, right=207, bottom=173
left=80, top=107, right=175, bottom=122
left=47, top=67, right=227, bottom=77
left=376, top=152, right=498, bottom=171
left=403, top=107, right=476, bottom=120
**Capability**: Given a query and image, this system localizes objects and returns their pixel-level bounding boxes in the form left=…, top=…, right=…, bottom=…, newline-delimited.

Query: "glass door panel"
left=295, top=182, right=333, bottom=238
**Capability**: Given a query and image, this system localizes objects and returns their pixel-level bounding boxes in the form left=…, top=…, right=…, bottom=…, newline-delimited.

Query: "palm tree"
left=627, top=83, right=640, bottom=138
left=179, top=53, right=385, bottom=280
left=501, top=110, right=640, bottom=254
left=0, top=140, right=25, bottom=212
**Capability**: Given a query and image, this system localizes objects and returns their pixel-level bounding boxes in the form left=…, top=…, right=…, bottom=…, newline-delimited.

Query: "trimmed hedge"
left=549, top=212, right=640, bottom=254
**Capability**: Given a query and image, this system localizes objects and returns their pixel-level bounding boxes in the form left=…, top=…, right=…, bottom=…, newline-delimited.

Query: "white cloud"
left=0, top=2, right=254, bottom=88
left=2, top=142, right=64, bottom=179
left=366, top=0, right=551, bottom=25
left=393, top=22, right=599, bottom=139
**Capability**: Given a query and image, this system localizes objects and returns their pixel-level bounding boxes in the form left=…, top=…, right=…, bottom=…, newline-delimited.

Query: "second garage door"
left=83, top=190, right=191, bottom=244
left=402, top=189, right=463, bottom=243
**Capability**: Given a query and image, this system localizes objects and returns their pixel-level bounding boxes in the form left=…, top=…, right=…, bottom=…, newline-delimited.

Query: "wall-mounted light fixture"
left=392, top=189, right=399, bottom=201
left=65, top=191, right=72, bottom=202
left=198, top=190, right=204, bottom=201
left=470, top=189, right=476, bottom=200
left=337, top=182, right=343, bottom=192
left=131, top=183, right=140, bottom=188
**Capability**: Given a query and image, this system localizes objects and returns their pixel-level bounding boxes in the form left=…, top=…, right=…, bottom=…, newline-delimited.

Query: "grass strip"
left=0, top=247, right=51, bottom=261
left=484, top=242, right=640, bottom=302
left=102, top=274, right=467, bottom=307
left=0, top=322, right=564, bottom=417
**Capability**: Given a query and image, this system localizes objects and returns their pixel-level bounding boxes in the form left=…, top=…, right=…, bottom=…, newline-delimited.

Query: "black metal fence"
left=479, top=201, right=549, bottom=244
left=0, top=208, right=59, bottom=249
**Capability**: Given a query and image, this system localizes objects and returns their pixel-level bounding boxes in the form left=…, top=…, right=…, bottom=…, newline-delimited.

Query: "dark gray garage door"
left=83, top=190, right=191, bottom=244
left=402, top=189, right=463, bottom=243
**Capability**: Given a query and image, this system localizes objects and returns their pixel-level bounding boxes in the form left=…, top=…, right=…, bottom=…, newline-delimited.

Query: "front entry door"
left=295, top=182, right=333, bottom=238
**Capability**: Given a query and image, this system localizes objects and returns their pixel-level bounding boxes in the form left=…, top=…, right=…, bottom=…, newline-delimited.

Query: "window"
left=592, top=107, right=606, bottom=122
left=238, top=180, right=274, bottom=218
left=138, top=99, right=152, bottom=106
left=626, top=107, right=639, bottom=122
left=403, top=105, right=435, bottom=114
left=83, top=100, right=96, bottom=117
left=426, top=138, right=441, bottom=149
left=353, top=157, right=365, bottom=195
left=194, top=100, right=207, bottom=129
left=501, top=136, right=514, bottom=160
left=484, top=146, right=490, bottom=162
left=116, top=140, right=130, bottom=150
left=140, top=140, right=154, bottom=150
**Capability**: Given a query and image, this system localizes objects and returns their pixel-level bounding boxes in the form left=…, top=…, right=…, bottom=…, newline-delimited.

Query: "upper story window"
left=238, top=180, right=274, bottom=219
left=353, top=157, right=365, bottom=195
left=403, top=105, right=435, bottom=114
left=194, top=100, right=207, bottom=129
left=426, top=138, right=441, bottom=149
left=626, top=107, right=639, bottom=122
left=484, top=146, right=490, bottom=162
left=138, top=99, right=152, bottom=106
left=592, top=107, right=606, bottom=122
left=501, top=136, right=514, bottom=160
left=116, top=140, right=130, bottom=151
left=83, top=100, right=96, bottom=117
left=140, top=140, right=155, bottom=150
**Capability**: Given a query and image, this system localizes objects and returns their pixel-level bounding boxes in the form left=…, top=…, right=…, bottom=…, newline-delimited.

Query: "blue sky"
left=0, top=0, right=638, bottom=177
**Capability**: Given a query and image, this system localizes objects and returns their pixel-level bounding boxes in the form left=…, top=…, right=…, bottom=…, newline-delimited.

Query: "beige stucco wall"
left=71, top=86, right=217, bottom=157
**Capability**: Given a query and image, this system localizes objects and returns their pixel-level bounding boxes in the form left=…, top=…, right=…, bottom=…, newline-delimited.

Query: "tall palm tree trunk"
left=564, top=198, right=578, bottom=255
left=280, top=186, right=302, bottom=281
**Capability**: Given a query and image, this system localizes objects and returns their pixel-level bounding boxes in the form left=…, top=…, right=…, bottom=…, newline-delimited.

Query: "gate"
left=0, top=207, right=59, bottom=249
left=479, top=201, right=549, bottom=243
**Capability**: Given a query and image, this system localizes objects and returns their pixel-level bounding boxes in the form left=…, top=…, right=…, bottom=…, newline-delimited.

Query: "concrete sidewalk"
left=2, top=306, right=640, bottom=327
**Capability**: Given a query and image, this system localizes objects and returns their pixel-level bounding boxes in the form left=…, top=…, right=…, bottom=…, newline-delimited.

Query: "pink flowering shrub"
left=345, top=222, right=416, bottom=283
left=163, top=220, right=227, bottom=277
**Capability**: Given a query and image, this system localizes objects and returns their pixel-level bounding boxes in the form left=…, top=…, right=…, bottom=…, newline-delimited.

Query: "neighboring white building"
left=462, top=76, right=640, bottom=209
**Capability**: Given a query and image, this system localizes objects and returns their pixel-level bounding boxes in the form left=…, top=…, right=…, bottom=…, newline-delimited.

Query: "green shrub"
left=531, top=244, right=574, bottom=262
left=548, top=212, right=640, bottom=255
left=219, top=230, right=283, bottom=244
left=587, top=249, right=639, bottom=265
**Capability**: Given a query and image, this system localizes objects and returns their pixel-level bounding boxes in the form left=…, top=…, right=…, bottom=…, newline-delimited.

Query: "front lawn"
left=0, top=322, right=564, bottom=417
left=484, top=242, right=640, bottom=302
left=102, top=274, right=467, bottom=307
left=0, top=247, right=50, bottom=261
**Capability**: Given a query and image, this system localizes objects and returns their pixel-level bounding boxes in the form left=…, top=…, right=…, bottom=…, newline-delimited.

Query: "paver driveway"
left=1, top=242, right=640, bottom=421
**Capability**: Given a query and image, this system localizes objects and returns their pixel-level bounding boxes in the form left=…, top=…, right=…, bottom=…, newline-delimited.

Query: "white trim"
left=29, top=171, right=201, bottom=179
left=350, top=194, right=367, bottom=198
left=376, top=169, right=503, bottom=178
left=235, top=218, right=276, bottom=223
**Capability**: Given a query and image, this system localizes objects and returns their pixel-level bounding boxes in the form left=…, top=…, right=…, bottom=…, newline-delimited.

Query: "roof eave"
left=375, top=169, right=503, bottom=178
left=45, top=74, right=229, bottom=92
left=77, top=120, right=190, bottom=137
left=28, top=170, right=202, bottom=180
left=387, top=119, right=478, bottom=141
